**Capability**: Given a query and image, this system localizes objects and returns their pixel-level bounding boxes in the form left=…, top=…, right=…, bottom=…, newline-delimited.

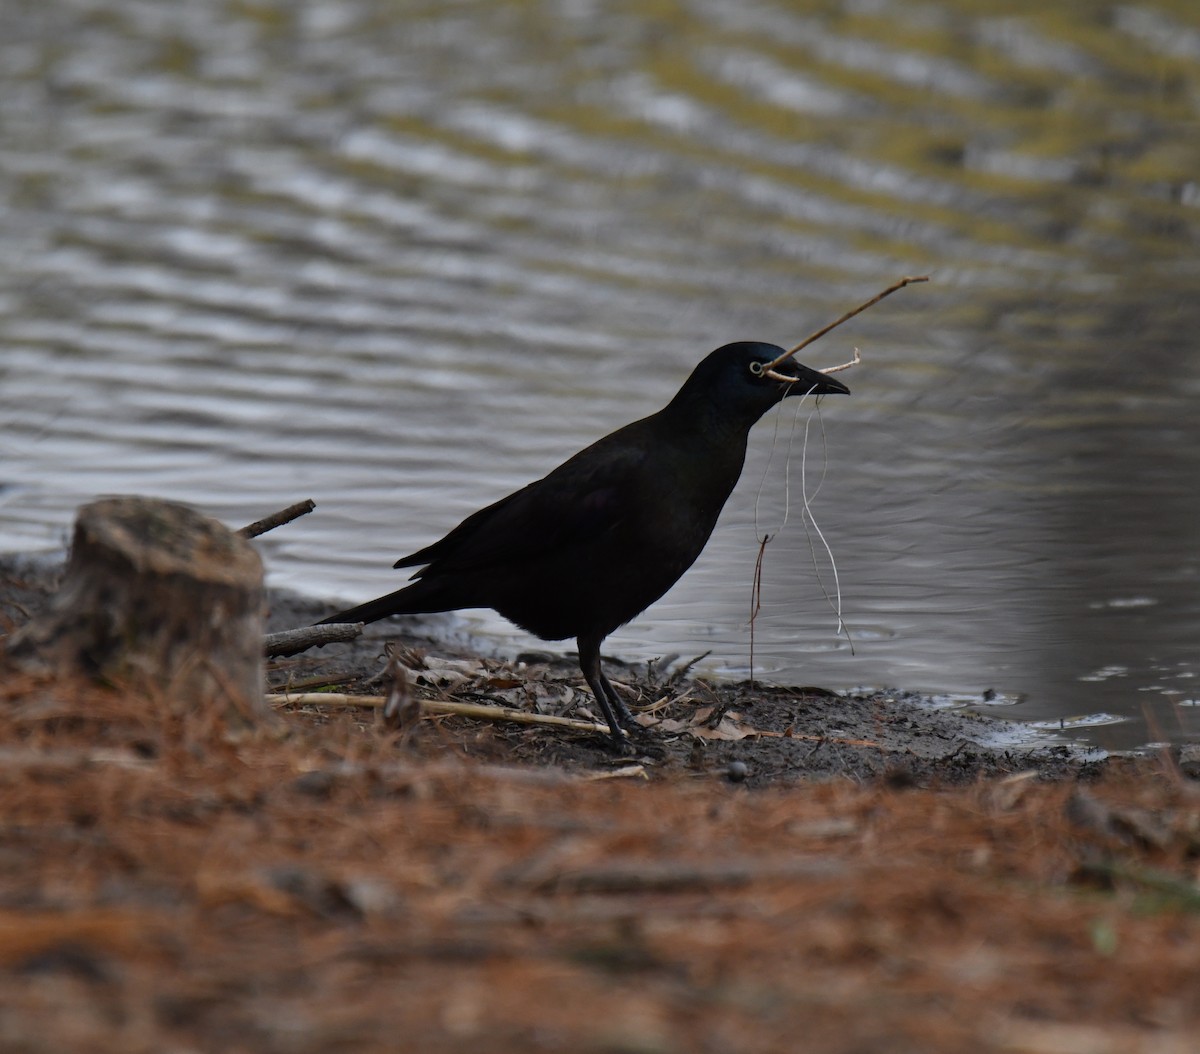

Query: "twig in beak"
left=759, top=274, right=929, bottom=377
left=765, top=347, right=861, bottom=383
left=819, top=348, right=861, bottom=376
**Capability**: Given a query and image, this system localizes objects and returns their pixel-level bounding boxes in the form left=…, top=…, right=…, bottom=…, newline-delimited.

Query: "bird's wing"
left=395, top=432, right=649, bottom=576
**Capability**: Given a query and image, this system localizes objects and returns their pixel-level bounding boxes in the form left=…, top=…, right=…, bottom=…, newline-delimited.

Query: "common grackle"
left=320, top=342, right=849, bottom=745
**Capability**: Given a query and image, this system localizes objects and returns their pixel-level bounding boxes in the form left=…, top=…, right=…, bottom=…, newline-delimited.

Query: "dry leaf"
left=690, top=714, right=782, bottom=741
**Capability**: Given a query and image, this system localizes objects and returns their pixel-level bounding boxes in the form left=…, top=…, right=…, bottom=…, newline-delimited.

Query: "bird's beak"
left=777, top=363, right=851, bottom=397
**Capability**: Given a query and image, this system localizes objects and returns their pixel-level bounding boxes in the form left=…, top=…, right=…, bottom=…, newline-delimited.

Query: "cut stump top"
left=78, top=497, right=262, bottom=585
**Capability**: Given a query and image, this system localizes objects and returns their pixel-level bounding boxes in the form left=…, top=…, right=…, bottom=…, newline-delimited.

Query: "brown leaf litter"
left=1, top=558, right=1199, bottom=1052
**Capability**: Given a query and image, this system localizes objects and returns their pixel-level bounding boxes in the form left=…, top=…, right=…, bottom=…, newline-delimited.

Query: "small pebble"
left=727, top=760, right=748, bottom=783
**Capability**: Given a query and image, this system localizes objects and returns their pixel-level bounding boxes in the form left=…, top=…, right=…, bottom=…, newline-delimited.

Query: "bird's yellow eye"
left=748, top=361, right=765, bottom=377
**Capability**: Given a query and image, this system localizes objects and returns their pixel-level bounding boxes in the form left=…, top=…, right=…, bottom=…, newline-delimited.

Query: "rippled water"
left=2, top=0, right=1198, bottom=749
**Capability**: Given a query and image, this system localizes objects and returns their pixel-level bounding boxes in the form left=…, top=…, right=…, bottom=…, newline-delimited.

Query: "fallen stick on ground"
left=267, top=692, right=616, bottom=736
left=269, top=691, right=880, bottom=748
left=264, top=623, right=362, bottom=658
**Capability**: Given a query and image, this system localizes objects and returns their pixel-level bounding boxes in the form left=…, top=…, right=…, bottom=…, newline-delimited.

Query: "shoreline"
left=2, top=550, right=1141, bottom=786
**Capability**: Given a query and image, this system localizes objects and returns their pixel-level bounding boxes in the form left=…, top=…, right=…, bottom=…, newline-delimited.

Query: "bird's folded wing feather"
left=394, top=438, right=648, bottom=575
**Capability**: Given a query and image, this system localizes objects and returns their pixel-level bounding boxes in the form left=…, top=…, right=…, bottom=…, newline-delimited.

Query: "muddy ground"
left=2, top=553, right=1198, bottom=1053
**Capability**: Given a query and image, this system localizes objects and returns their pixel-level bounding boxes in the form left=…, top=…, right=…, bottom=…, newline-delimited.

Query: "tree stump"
left=6, top=497, right=267, bottom=725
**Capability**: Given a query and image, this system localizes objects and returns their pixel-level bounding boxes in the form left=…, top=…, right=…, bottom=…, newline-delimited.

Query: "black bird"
left=320, top=342, right=849, bottom=745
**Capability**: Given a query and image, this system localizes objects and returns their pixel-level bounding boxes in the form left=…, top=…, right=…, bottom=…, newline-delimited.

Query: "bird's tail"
left=316, top=591, right=408, bottom=626
left=315, top=578, right=460, bottom=627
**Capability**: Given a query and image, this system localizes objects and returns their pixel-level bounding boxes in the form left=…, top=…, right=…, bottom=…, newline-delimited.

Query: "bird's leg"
left=577, top=634, right=637, bottom=747
left=598, top=672, right=638, bottom=729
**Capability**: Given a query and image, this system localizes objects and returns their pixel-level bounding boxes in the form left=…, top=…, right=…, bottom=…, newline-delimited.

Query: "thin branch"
left=238, top=499, right=316, bottom=540
left=268, top=692, right=615, bottom=736
left=667, top=651, right=712, bottom=686
left=761, top=274, right=930, bottom=374
left=264, top=622, right=363, bottom=658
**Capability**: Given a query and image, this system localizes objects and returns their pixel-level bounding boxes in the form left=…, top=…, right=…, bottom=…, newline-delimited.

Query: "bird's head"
left=670, top=341, right=850, bottom=428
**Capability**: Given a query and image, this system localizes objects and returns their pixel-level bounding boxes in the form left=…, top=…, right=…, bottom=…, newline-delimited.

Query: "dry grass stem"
left=818, top=347, right=862, bottom=376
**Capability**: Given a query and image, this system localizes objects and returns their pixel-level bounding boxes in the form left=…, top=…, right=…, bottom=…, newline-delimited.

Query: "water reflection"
left=1, top=0, right=1197, bottom=748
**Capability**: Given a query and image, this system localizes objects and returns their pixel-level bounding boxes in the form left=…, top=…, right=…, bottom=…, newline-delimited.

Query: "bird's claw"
left=607, top=731, right=633, bottom=753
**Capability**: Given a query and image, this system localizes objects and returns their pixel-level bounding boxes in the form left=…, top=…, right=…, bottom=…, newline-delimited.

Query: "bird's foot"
left=605, top=730, right=634, bottom=754
left=614, top=698, right=640, bottom=732
left=602, top=716, right=652, bottom=754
